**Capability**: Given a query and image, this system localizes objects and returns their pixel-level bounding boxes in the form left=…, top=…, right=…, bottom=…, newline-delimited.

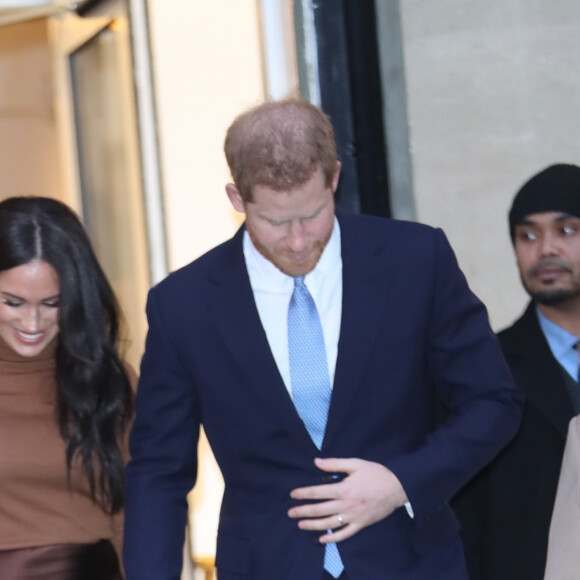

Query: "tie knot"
left=294, top=276, right=306, bottom=289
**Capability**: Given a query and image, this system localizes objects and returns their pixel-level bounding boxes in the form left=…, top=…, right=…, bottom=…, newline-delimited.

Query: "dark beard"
left=530, top=288, right=580, bottom=306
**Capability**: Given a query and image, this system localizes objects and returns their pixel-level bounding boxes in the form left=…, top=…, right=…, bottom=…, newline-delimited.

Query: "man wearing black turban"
left=453, top=163, right=580, bottom=580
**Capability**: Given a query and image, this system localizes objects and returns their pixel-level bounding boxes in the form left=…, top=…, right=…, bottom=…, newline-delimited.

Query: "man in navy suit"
left=124, top=99, right=522, bottom=580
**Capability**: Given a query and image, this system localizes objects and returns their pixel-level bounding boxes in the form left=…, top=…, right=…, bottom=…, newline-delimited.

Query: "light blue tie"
left=288, top=276, right=344, bottom=579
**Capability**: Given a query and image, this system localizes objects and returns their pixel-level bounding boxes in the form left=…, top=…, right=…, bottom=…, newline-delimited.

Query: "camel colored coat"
left=544, top=415, right=580, bottom=580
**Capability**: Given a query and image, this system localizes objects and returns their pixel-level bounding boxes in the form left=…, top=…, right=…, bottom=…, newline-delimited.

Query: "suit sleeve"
left=386, top=228, right=523, bottom=520
left=544, top=416, right=580, bottom=580
left=123, top=288, right=200, bottom=580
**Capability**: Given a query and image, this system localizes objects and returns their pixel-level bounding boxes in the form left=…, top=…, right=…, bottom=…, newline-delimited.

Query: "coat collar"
left=500, top=302, right=575, bottom=437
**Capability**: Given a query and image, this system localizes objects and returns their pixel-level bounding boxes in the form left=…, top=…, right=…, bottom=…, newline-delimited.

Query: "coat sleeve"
left=386, top=228, right=523, bottom=520
left=544, top=416, right=580, bottom=580
left=123, top=288, right=201, bottom=580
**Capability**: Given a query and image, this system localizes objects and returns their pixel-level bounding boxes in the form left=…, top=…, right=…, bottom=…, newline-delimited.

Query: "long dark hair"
left=0, top=196, right=134, bottom=514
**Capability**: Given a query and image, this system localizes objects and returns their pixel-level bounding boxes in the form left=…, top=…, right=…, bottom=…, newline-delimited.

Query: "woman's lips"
left=14, top=329, right=45, bottom=344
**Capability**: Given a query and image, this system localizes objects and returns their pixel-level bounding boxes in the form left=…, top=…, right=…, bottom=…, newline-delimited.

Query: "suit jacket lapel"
left=207, top=226, right=317, bottom=453
left=323, top=212, right=393, bottom=450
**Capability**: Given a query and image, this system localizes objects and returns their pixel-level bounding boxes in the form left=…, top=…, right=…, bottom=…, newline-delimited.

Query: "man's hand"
left=288, top=457, right=408, bottom=543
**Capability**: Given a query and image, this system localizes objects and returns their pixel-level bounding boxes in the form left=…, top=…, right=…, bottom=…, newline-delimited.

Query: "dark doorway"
left=311, top=0, right=391, bottom=217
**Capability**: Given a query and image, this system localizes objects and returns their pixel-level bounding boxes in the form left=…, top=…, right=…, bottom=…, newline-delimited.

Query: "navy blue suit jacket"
left=124, top=211, right=522, bottom=580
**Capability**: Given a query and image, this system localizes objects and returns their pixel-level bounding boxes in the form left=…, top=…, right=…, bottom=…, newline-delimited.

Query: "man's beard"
left=523, top=257, right=580, bottom=306
left=528, top=287, right=580, bottom=306
left=246, top=225, right=331, bottom=277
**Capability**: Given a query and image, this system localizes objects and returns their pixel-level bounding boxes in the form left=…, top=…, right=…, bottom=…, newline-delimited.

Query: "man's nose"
left=539, top=231, right=560, bottom=257
left=286, top=221, right=306, bottom=251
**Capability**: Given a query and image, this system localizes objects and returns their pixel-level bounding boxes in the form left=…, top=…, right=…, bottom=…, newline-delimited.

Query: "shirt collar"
left=536, top=306, right=579, bottom=359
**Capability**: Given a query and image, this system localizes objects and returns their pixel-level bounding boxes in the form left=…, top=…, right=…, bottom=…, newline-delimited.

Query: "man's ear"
left=331, top=162, right=342, bottom=193
left=226, top=183, right=245, bottom=213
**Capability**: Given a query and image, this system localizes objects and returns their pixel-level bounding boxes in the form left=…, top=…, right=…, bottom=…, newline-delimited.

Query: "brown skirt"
left=0, top=540, right=122, bottom=580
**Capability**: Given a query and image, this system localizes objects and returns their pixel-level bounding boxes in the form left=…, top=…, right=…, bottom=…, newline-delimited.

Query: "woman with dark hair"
left=0, top=196, right=136, bottom=579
